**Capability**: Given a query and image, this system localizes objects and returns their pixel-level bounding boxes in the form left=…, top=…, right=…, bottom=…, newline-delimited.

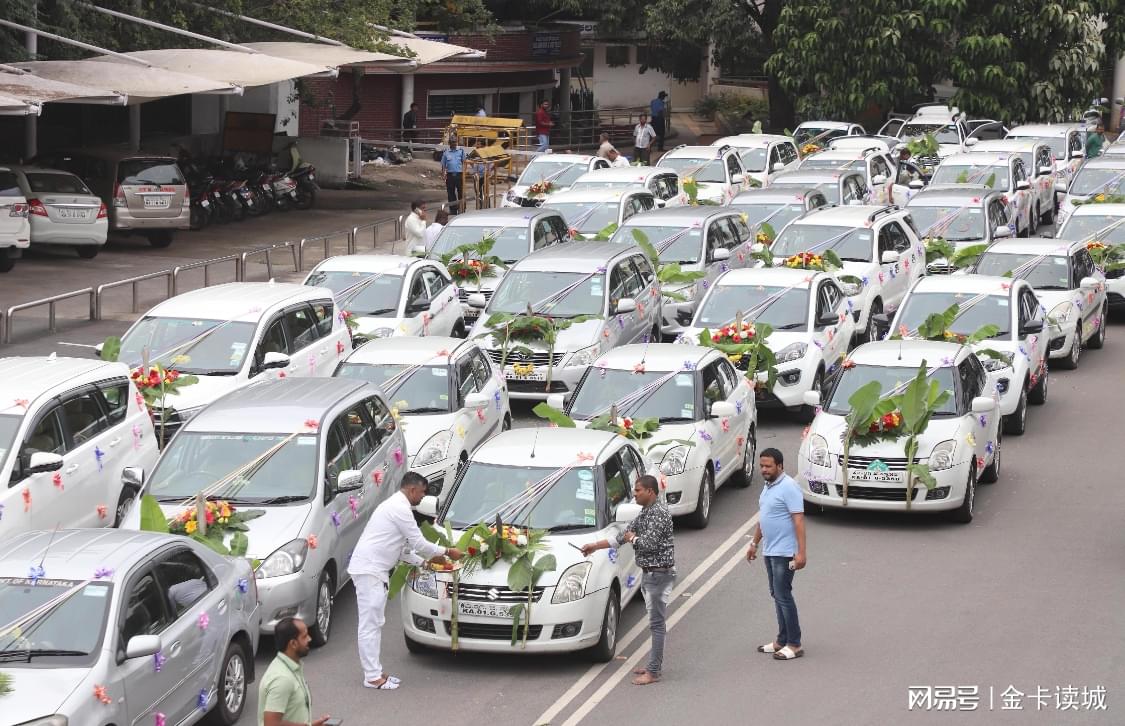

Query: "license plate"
left=143, top=196, right=170, bottom=209
left=847, top=469, right=904, bottom=483
left=506, top=363, right=544, bottom=381
left=459, top=601, right=510, bottom=618
left=463, top=309, right=480, bottom=320
left=58, top=208, right=89, bottom=219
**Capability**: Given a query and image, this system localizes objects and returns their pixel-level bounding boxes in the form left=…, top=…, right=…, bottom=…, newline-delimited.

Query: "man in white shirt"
left=404, top=199, right=427, bottom=252
left=348, top=472, right=463, bottom=690
left=634, top=114, right=657, bottom=166
left=606, top=148, right=631, bottom=168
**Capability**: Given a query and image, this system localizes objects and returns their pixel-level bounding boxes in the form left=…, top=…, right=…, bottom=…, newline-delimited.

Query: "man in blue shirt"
left=747, top=447, right=806, bottom=660
left=441, top=136, right=467, bottom=214
left=650, top=92, right=668, bottom=152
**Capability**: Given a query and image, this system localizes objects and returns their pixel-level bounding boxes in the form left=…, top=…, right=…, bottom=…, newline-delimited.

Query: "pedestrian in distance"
left=476, top=104, right=488, bottom=117
left=441, top=137, right=467, bottom=214
left=597, top=132, right=615, bottom=159
left=582, top=474, right=674, bottom=685
left=425, top=208, right=449, bottom=248
left=1086, top=122, right=1106, bottom=159
left=606, top=148, right=631, bottom=168
left=633, top=113, right=657, bottom=166
left=404, top=199, right=427, bottom=251
left=535, top=100, right=553, bottom=153
left=746, top=448, right=806, bottom=661
left=348, top=472, right=464, bottom=690
left=258, top=617, right=332, bottom=726
left=402, top=102, right=418, bottom=146
left=650, top=92, right=669, bottom=152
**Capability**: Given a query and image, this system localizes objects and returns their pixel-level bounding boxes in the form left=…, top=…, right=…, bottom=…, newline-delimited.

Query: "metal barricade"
left=297, top=230, right=350, bottom=270
left=350, top=216, right=402, bottom=255
left=95, top=270, right=174, bottom=320
left=240, top=241, right=300, bottom=281
left=172, top=255, right=243, bottom=295
left=4, top=288, right=96, bottom=344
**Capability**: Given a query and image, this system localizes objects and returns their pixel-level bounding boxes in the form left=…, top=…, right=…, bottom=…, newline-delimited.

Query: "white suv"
left=658, top=145, right=752, bottom=203
left=929, top=152, right=1035, bottom=236
left=505, top=154, right=609, bottom=207
left=1056, top=156, right=1125, bottom=226
left=1054, top=202, right=1125, bottom=312
left=797, top=147, right=908, bottom=206
left=968, top=139, right=1060, bottom=227
left=709, top=135, right=800, bottom=187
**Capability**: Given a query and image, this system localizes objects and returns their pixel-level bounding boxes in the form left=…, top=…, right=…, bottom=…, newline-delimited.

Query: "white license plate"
left=459, top=601, right=510, bottom=618
left=58, top=208, right=89, bottom=219
left=143, top=196, right=170, bottom=209
left=505, top=366, right=545, bottom=382
left=848, top=469, right=904, bottom=483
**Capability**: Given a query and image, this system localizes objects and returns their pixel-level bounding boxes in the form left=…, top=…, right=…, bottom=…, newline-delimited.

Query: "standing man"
left=258, top=617, right=331, bottom=726
left=441, top=137, right=467, bottom=214
left=597, top=132, right=615, bottom=159
left=746, top=448, right=806, bottom=661
left=650, top=92, right=669, bottom=152
left=535, top=100, right=553, bottom=153
left=404, top=199, right=427, bottom=251
left=606, top=148, right=631, bottom=168
left=1086, top=122, right=1107, bottom=159
left=348, top=472, right=463, bottom=690
left=633, top=113, right=657, bottom=166
left=582, top=474, right=673, bottom=686
left=402, top=102, right=418, bottom=146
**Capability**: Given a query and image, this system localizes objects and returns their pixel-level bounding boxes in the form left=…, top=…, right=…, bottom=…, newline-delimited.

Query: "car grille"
left=916, top=154, right=940, bottom=172
left=841, top=455, right=911, bottom=471
left=457, top=584, right=545, bottom=603
left=513, top=196, right=544, bottom=208
left=485, top=349, right=565, bottom=366
left=458, top=288, right=494, bottom=302
left=151, top=409, right=182, bottom=446
left=507, top=379, right=569, bottom=394
left=926, top=262, right=955, bottom=275
left=443, top=621, right=543, bottom=640
left=834, top=484, right=913, bottom=501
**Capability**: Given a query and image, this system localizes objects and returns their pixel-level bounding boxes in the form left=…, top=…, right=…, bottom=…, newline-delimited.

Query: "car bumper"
left=659, top=465, right=707, bottom=516
left=255, top=569, right=320, bottom=633
left=409, top=456, right=455, bottom=496
left=801, top=460, right=970, bottom=512
left=504, top=364, right=586, bottom=400
left=1047, top=324, right=1077, bottom=359
left=30, top=219, right=108, bottom=246
left=111, top=207, right=191, bottom=231
left=1106, top=277, right=1125, bottom=308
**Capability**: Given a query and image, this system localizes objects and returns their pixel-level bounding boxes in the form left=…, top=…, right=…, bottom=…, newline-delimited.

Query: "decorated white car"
left=766, top=168, right=870, bottom=207
left=658, top=144, right=752, bottom=203
left=794, top=121, right=866, bottom=147
left=905, top=186, right=1014, bottom=273
left=1056, top=156, right=1125, bottom=226
left=929, top=152, right=1035, bottom=236
left=728, top=187, right=831, bottom=240
left=797, top=147, right=909, bottom=206
left=709, top=134, right=800, bottom=187
left=504, top=154, right=609, bottom=207
left=567, top=166, right=684, bottom=208
left=968, top=139, right=1060, bottom=227
left=1054, top=202, right=1125, bottom=311
left=542, top=188, right=656, bottom=238
left=1005, top=123, right=1087, bottom=185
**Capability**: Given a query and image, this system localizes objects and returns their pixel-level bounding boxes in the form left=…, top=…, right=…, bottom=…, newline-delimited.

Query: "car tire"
left=204, top=641, right=249, bottom=725
left=452, top=319, right=467, bottom=338
left=0, top=255, right=14, bottom=273
left=1003, top=388, right=1027, bottom=435
left=1058, top=333, right=1080, bottom=370
left=686, top=468, right=714, bottom=529
left=1088, top=304, right=1107, bottom=349
left=112, top=487, right=134, bottom=528
left=1028, top=367, right=1048, bottom=405
left=588, top=589, right=620, bottom=663
left=731, top=425, right=756, bottom=488
left=502, top=414, right=512, bottom=431
left=950, top=468, right=976, bottom=524
left=798, top=369, right=823, bottom=423
left=76, top=246, right=99, bottom=259
left=147, top=231, right=174, bottom=248
left=863, top=298, right=883, bottom=343
left=980, top=433, right=1001, bottom=484
left=1040, top=199, right=1055, bottom=225
left=308, top=569, right=334, bottom=647
left=404, top=633, right=429, bottom=655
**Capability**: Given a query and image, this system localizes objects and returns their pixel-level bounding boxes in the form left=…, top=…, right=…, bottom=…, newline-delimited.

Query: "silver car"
left=0, top=528, right=259, bottom=726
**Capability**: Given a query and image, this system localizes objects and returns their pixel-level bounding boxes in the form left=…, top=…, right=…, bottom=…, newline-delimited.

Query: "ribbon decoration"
left=94, top=447, right=105, bottom=472
left=93, top=567, right=113, bottom=579
left=153, top=650, right=166, bottom=672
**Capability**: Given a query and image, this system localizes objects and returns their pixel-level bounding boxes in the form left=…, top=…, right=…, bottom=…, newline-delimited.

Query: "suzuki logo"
left=486, top=587, right=500, bottom=601
left=518, top=350, right=530, bottom=360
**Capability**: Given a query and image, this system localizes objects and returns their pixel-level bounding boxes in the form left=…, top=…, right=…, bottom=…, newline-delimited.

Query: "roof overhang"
left=0, top=68, right=125, bottom=105
left=15, top=60, right=241, bottom=103
left=243, top=41, right=417, bottom=71
left=383, top=36, right=485, bottom=65
left=0, top=92, right=41, bottom=116
left=97, top=48, right=332, bottom=88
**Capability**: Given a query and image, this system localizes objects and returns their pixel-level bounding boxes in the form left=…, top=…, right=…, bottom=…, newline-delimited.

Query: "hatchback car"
left=1056, top=156, right=1125, bottom=226
left=929, top=152, right=1035, bottom=236
left=504, top=154, right=610, bottom=207
left=114, top=282, right=350, bottom=440
left=0, top=165, right=31, bottom=272
left=551, top=344, right=756, bottom=528
left=468, top=242, right=663, bottom=400
left=122, top=377, right=406, bottom=645
left=659, top=144, right=752, bottom=202
left=543, top=188, right=656, bottom=238
left=708, top=135, right=800, bottom=187
left=303, top=254, right=463, bottom=341
left=767, top=168, right=870, bottom=207
left=728, top=187, right=831, bottom=238
left=0, top=356, right=159, bottom=539
left=0, top=528, right=259, bottom=726
left=6, top=165, right=107, bottom=258
left=905, top=186, right=1014, bottom=273
left=797, top=147, right=908, bottom=206
left=799, top=340, right=1002, bottom=523
left=1054, top=202, right=1125, bottom=310
left=968, top=140, right=1059, bottom=226
left=334, top=336, right=510, bottom=497
left=403, top=428, right=646, bottom=659
left=567, top=166, right=683, bottom=208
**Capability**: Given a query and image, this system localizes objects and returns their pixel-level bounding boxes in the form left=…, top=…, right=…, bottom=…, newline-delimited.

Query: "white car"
left=11, top=165, right=108, bottom=258
left=767, top=168, right=870, bottom=207
left=1056, top=156, right=1125, bottom=226
left=678, top=268, right=855, bottom=419
left=0, top=356, right=159, bottom=539
left=0, top=165, right=31, bottom=272
left=972, top=238, right=1107, bottom=369
left=929, top=152, right=1035, bottom=236
left=968, top=140, right=1060, bottom=227
left=769, top=205, right=927, bottom=342
left=881, top=105, right=971, bottom=168
left=567, top=166, right=684, bottom=208
left=610, top=206, right=754, bottom=337
left=886, top=274, right=1049, bottom=434
left=828, top=134, right=902, bottom=155
left=659, top=144, right=752, bottom=202
left=303, top=254, right=463, bottom=341
left=709, top=135, right=800, bottom=187
left=905, top=186, right=1016, bottom=273
left=543, top=188, right=656, bottom=238
left=1054, top=202, right=1125, bottom=311
left=729, top=187, right=831, bottom=239
left=404, top=428, right=647, bottom=659
left=794, top=121, right=866, bottom=147
left=334, top=336, right=511, bottom=497
left=504, top=154, right=609, bottom=207
left=115, top=282, right=351, bottom=439
left=798, top=340, right=1002, bottom=523
left=551, top=344, right=756, bottom=528
left=1006, top=123, right=1087, bottom=184
left=797, top=147, right=908, bottom=206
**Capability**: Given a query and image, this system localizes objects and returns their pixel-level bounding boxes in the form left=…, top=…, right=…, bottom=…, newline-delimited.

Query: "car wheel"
left=1028, top=367, right=1048, bottom=405
left=452, top=319, right=467, bottom=338
left=112, top=487, right=134, bottom=528
left=798, top=369, right=823, bottom=423
left=1040, top=198, right=1055, bottom=225
left=588, top=590, right=620, bottom=662
left=950, top=467, right=976, bottom=524
left=980, top=432, right=1001, bottom=484
left=1088, top=304, right=1107, bottom=349
left=76, top=246, right=99, bottom=259
left=686, top=468, right=714, bottom=529
left=204, top=641, right=249, bottom=725
left=404, top=632, right=429, bottom=655
left=732, top=425, right=756, bottom=488
left=501, top=414, right=512, bottom=431
left=1003, top=388, right=1027, bottom=435
left=308, top=569, right=334, bottom=647
left=147, top=231, right=174, bottom=248
left=863, top=299, right=883, bottom=343
left=1058, top=332, right=1080, bottom=370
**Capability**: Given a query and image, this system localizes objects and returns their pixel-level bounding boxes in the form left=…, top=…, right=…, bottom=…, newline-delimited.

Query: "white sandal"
left=756, top=642, right=782, bottom=654
left=363, top=677, right=400, bottom=690
left=773, top=646, right=804, bottom=660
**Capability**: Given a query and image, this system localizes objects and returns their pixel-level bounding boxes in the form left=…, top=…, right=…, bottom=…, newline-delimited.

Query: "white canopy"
left=0, top=92, right=40, bottom=116
left=96, top=48, right=330, bottom=88
left=16, top=60, right=240, bottom=103
left=243, top=42, right=416, bottom=70
left=387, top=36, right=485, bottom=65
left=0, top=69, right=124, bottom=105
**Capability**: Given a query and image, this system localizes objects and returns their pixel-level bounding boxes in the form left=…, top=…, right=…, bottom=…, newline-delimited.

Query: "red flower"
left=711, top=333, right=721, bottom=342
left=622, top=417, right=634, bottom=429
left=467, top=547, right=478, bottom=556
left=205, top=510, right=215, bottom=525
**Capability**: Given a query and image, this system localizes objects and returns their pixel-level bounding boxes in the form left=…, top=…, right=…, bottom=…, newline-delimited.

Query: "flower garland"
left=783, top=249, right=842, bottom=272
left=446, top=257, right=490, bottom=280
left=696, top=315, right=778, bottom=390
left=138, top=494, right=264, bottom=558
left=709, top=320, right=757, bottom=345
left=1076, top=192, right=1125, bottom=205
left=440, top=238, right=503, bottom=290
left=527, top=180, right=556, bottom=197
left=800, top=142, right=823, bottom=157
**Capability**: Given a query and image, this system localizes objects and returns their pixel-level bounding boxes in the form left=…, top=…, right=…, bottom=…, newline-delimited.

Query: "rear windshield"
left=0, top=172, right=21, bottom=197
left=27, top=172, right=93, bottom=195
left=118, top=159, right=185, bottom=185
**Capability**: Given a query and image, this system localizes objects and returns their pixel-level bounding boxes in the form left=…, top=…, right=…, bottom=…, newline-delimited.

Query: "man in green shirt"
left=1086, top=123, right=1106, bottom=159
left=258, top=618, right=331, bottom=726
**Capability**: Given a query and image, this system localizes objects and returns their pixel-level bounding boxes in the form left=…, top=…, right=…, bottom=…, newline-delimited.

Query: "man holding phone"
left=746, top=448, right=806, bottom=661
left=259, top=617, right=333, bottom=726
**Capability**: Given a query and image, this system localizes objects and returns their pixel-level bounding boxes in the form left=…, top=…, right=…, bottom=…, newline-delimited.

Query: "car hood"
left=164, top=373, right=247, bottom=412
left=125, top=500, right=313, bottom=560
left=404, top=413, right=456, bottom=460
left=810, top=413, right=970, bottom=460
left=1034, top=288, right=1081, bottom=314
left=354, top=314, right=406, bottom=336
left=694, top=183, right=727, bottom=202
left=3, top=666, right=92, bottom=721
left=473, top=316, right=603, bottom=354
left=443, top=531, right=591, bottom=587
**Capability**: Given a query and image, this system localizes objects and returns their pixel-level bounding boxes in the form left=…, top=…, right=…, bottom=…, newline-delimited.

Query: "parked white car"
left=709, top=134, right=800, bottom=187
left=1005, top=123, right=1087, bottom=185
left=968, top=140, right=1060, bottom=227
left=568, top=166, right=684, bottom=208
left=0, top=356, right=159, bottom=540
left=504, top=154, right=610, bottom=207
left=404, top=428, right=647, bottom=659
left=728, top=187, right=831, bottom=239
left=929, top=152, right=1035, bottom=236
left=659, top=144, right=752, bottom=202
left=10, top=165, right=108, bottom=258
left=767, top=168, right=870, bottom=207
left=1056, top=156, right=1125, bottom=226
left=334, top=336, right=510, bottom=497
left=551, top=344, right=756, bottom=527
left=543, top=188, right=656, bottom=237
left=303, top=254, right=463, bottom=341
left=794, top=121, right=866, bottom=146
left=0, top=165, right=31, bottom=272
left=828, top=134, right=902, bottom=155
left=885, top=274, right=1049, bottom=434
left=905, top=186, right=1014, bottom=273
left=972, top=238, right=1107, bottom=369
left=798, top=340, right=1002, bottom=523
left=1054, top=202, right=1125, bottom=311
left=797, top=147, right=909, bottom=206
left=115, top=282, right=350, bottom=440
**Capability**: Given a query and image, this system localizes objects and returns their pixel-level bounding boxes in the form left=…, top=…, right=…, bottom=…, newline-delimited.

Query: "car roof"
left=848, top=339, right=970, bottom=367
left=906, top=185, right=995, bottom=204
left=770, top=169, right=852, bottom=184
left=940, top=152, right=1013, bottom=165
left=471, top=428, right=626, bottom=468
left=6, top=165, right=82, bottom=176
left=543, top=188, right=639, bottom=204
left=665, top=145, right=727, bottom=158
left=714, top=267, right=823, bottom=289
left=0, top=529, right=186, bottom=581
left=145, top=282, right=326, bottom=321
left=514, top=242, right=636, bottom=272
left=574, top=167, right=677, bottom=182
left=971, top=140, right=1040, bottom=153
left=713, top=135, right=788, bottom=148
left=790, top=204, right=892, bottom=226
left=796, top=121, right=853, bottom=130
left=908, top=273, right=1021, bottom=296
left=803, top=149, right=874, bottom=161
left=186, top=377, right=372, bottom=434
left=1081, top=157, right=1125, bottom=170
left=312, top=254, right=421, bottom=275
left=344, top=336, right=474, bottom=365
left=620, top=206, right=734, bottom=224
left=446, top=208, right=553, bottom=226
left=983, top=237, right=1079, bottom=255
left=527, top=154, right=597, bottom=164
left=593, top=343, right=716, bottom=371
left=731, top=187, right=823, bottom=204
left=43, top=147, right=177, bottom=162
left=0, top=356, right=130, bottom=405
left=1007, top=124, right=1082, bottom=137
left=1065, top=203, right=1125, bottom=217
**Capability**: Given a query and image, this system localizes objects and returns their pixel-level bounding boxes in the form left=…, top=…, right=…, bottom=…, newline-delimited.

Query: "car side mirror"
left=709, top=400, right=737, bottom=418
left=772, top=162, right=785, bottom=172
left=1069, top=150, right=1084, bottom=160
left=125, top=634, right=162, bottom=660
left=872, top=312, right=892, bottom=337
left=94, top=342, right=105, bottom=356
left=816, top=311, right=838, bottom=327
left=1054, top=180, right=1069, bottom=193
left=964, top=137, right=979, bottom=147
left=1016, top=180, right=1030, bottom=191
left=993, top=225, right=1013, bottom=238
left=971, top=396, right=995, bottom=414
left=880, top=250, right=900, bottom=264
left=467, top=293, right=487, bottom=309
left=27, top=452, right=64, bottom=475
left=615, top=501, right=642, bottom=523
left=909, top=179, right=925, bottom=189
left=121, top=466, right=145, bottom=495
left=710, top=247, right=730, bottom=262
left=336, top=469, right=364, bottom=492
left=262, top=351, right=290, bottom=371
left=1080, top=276, right=1100, bottom=291
left=1020, top=319, right=1044, bottom=335
left=1038, top=166, right=1053, bottom=176
left=416, top=495, right=438, bottom=518
left=546, top=392, right=566, bottom=411
left=410, top=244, right=426, bottom=257
left=802, top=390, right=822, bottom=408
left=731, top=173, right=745, bottom=184
left=463, top=392, right=488, bottom=410
left=614, top=297, right=637, bottom=314
left=406, top=296, right=431, bottom=314
left=871, top=174, right=887, bottom=185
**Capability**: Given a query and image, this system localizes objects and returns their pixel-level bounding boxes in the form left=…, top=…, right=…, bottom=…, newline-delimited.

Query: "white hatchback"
left=11, top=165, right=108, bottom=258
left=0, top=166, right=31, bottom=272
left=1054, top=202, right=1125, bottom=312
left=543, top=188, right=656, bottom=238
left=709, top=135, right=800, bottom=187
left=797, top=148, right=908, bottom=206
left=567, top=166, right=684, bottom=208
left=968, top=140, right=1060, bottom=227
left=1056, top=156, right=1125, bottom=226
left=929, top=152, right=1035, bottom=236
left=659, top=145, right=751, bottom=203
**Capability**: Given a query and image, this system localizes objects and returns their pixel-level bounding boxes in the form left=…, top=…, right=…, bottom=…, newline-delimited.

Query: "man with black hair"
left=258, top=617, right=330, bottom=726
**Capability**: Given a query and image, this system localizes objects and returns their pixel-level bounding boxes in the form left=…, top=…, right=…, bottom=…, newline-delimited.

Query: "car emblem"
left=487, top=587, right=500, bottom=601
left=518, top=350, right=530, bottom=361
left=866, top=459, right=890, bottom=473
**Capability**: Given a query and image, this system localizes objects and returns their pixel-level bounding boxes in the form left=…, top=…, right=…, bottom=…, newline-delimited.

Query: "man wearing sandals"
left=747, top=448, right=806, bottom=661
left=349, top=472, right=464, bottom=690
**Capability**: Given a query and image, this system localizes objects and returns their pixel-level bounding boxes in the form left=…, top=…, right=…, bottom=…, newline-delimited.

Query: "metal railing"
left=95, top=270, right=174, bottom=320
left=351, top=216, right=403, bottom=255
left=297, top=230, right=351, bottom=271
left=4, top=288, right=96, bottom=344
left=172, top=255, right=243, bottom=295
left=240, top=241, right=300, bottom=281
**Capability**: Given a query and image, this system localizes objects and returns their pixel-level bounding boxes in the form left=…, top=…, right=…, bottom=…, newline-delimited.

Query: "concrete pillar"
left=559, top=67, right=572, bottom=125
left=218, top=95, right=229, bottom=149
left=24, top=18, right=37, bottom=160
left=129, top=105, right=141, bottom=151
left=1113, top=54, right=1125, bottom=133
left=401, top=73, right=415, bottom=124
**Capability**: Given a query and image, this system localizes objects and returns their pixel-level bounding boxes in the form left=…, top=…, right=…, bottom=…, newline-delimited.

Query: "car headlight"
left=256, top=539, right=310, bottom=579
left=567, top=344, right=600, bottom=367
left=411, top=570, right=439, bottom=598
left=838, top=280, right=862, bottom=296
left=659, top=445, right=690, bottom=476
left=551, top=561, right=593, bottom=604
left=14, top=718, right=67, bottom=726
left=1048, top=302, right=1074, bottom=325
left=370, top=327, right=396, bottom=339
left=980, top=354, right=1012, bottom=372
left=929, top=439, right=957, bottom=471
left=505, top=190, right=516, bottom=202
left=808, top=433, right=831, bottom=468
left=775, top=342, right=807, bottom=364
left=415, top=430, right=453, bottom=467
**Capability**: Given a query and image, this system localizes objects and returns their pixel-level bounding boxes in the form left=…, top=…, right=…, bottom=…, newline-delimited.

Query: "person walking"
left=404, top=200, right=427, bottom=251
left=1087, top=122, right=1107, bottom=159
left=348, top=472, right=464, bottom=690
left=535, top=100, right=553, bottom=152
left=597, top=132, right=615, bottom=159
left=425, top=208, right=449, bottom=248
left=402, top=103, right=418, bottom=146
left=633, top=113, right=657, bottom=166
left=606, top=148, right=631, bottom=168
left=650, top=92, right=669, bottom=152
left=746, top=448, right=806, bottom=661
left=582, top=474, right=673, bottom=685
left=441, top=137, right=467, bottom=214
left=258, top=617, right=331, bottom=726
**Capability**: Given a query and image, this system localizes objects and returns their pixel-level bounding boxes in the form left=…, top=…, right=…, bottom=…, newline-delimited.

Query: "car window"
left=1013, top=159, right=1027, bottom=184
left=877, top=225, right=897, bottom=258
left=816, top=283, right=836, bottom=319
left=408, top=271, right=427, bottom=305
left=722, top=216, right=746, bottom=245
left=808, top=193, right=828, bottom=210
left=27, top=172, right=93, bottom=195
left=364, top=396, right=394, bottom=444
left=726, top=153, right=742, bottom=180
left=457, top=355, right=479, bottom=403
left=717, top=359, right=738, bottom=396
left=285, top=305, right=320, bottom=351
left=871, top=155, right=891, bottom=179
left=535, top=220, right=555, bottom=249
left=59, top=389, right=109, bottom=447
left=1068, top=132, right=1083, bottom=157
left=885, top=221, right=912, bottom=252
left=1036, top=147, right=1052, bottom=174
left=96, top=379, right=130, bottom=426
left=470, top=349, right=493, bottom=389
left=0, top=171, right=22, bottom=197
left=118, top=159, right=185, bottom=185
left=617, top=449, right=640, bottom=498
left=662, top=175, right=679, bottom=197
left=341, top=403, right=378, bottom=465
left=841, top=177, right=858, bottom=204
left=782, top=143, right=799, bottom=165
left=310, top=301, right=335, bottom=338
left=23, top=407, right=65, bottom=459
left=610, top=260, right=643, bottom=299
left=325, top=418, right=358, bottom=488
left=701, top=361, right=724, bottom=407
left=422, top=267, right=449, bottom=297
left=603, top=455, right=628, bottom=513
left=121, top=571, right=171, bottom=643
left=823, top=281, right=842, bottom=310
left=155, top=548, right=213, bottom=618
left=767, top=147, right=781, bottom=171
left=708, top=218, right=735, bottom=252
left=1075, top=250, right=1095, bottom=283
left=631, top=255, right=655, bottom=286
left=548, top=215, right=569, bottom=244
left=256, top=318, right=288, bottom=366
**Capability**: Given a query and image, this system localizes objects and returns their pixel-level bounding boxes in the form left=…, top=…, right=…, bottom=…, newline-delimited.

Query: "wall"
left=298, top=74, right=401, bottom=136
left=448, top=29, right=581, bottom=62
left=272, top=135, right=350, bottom=187
left=192, top=82, right=299, bottom=138
left=586, top=43, right=706, bottom=109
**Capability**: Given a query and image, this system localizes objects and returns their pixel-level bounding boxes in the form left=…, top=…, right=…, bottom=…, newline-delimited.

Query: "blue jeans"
left=640, top=569, right=675, bottom=674
left=765, top=556, right=801, bottom=647
left=537, top=134, right=550, bottom=152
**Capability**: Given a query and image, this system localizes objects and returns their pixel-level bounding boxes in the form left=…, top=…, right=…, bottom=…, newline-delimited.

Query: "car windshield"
left=901, top=123, right=961, bottom=145
left=696, top=285, right=809, bottom=330
left=611, top=225, right=703, bottom=263
left=907, top=204, right=987, bottom=241
left=518, top=161, right=586, bottom=188
left=570, top=369, right=697, bottom=421
left=729, top=202, right=807, bottom=231
left=305, top=270, right=403, bottom=316
left=772, top=224, right=873, bottom=262
left=975, top=253, right=1071, bottom=290
left=1057, top=214, right=1125, bottom=243
left=771, top=180, right=840, bottom=204
left=120, top=317, right=257, bottom=374
left=801, top=157, right=864, bottom=171
left=1069, top=167, right=1125, bottom=196
left=0, top=414, right=21, bottom=477
left=571, top=180, right=642, bottom=191
left=444, top=462, right=598, bottom=530
left=27, top=172, right=93, bottom=195
left=895, top=292, right=1011, bottom=337
left=118, top=159, right=184, bottom=185
left=827, top=364, right=958, bottom=416
left=661, top=157, right=726, bottom=183
left=738, top=148, right=767, bottom=172
left=147, top=432, right=319, bottom=502
left=429, top=225, right=530, bottom=264
left=931, top=163, right=1010, bottom=190
left=489, top=270, right=604, bottom=316
left=1009, top=135, right=1067, bottom=160
left=795, top=127, right=842, bottom=144
left=335, top=363, right=451, bottom=413
left=0, top=577, right=112, bottom=665
left=546, top=201, right=619, bottom=233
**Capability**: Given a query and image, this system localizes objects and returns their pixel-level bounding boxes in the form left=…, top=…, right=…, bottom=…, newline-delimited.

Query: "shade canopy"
left=243, top=41, right=416, bottom=70
left=0, top=69, right=124, bottom=105
left=388, top=36, right=485, bottom=65
left=96, top=48, right=330, bottom=88
left=0, top=92, right=40, bottom=116
left=16, top=60, right=240, bottom=103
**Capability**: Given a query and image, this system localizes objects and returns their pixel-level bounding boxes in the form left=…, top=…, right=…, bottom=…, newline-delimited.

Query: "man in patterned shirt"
left=582, top=474, right=674, bottom=685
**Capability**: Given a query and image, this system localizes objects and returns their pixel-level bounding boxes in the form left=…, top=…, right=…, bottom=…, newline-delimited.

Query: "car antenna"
left=33, top=525, right=62, bottom=586
left=529, top=427, right=539, bottom=459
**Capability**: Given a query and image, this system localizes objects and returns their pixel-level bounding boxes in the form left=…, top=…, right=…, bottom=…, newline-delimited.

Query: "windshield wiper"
left=547, top=523, right=594, bottom=532
left=0, top=648, right=88, bottom=661
left=401, top=406, right=449, bottom=414
left=358, top=308, right=395, bottom=316
left=945, top=237, right=982, bottom=242
left=258, top=495, right=308, bottom=505
left=178, top=369, right=237, bottom=376
left=838, top=256, right=870, bottom=263
left=773, top=322, right=806, bottom=330
left=658, top=416, right=695, bottom=423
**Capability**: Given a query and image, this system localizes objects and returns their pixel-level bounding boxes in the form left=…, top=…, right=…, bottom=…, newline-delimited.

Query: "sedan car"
left=1056, top=156, right=1125, bottom=226
left=766, top=168, right=870, bottom=207
left=905, top=186, right=1014, bottom=273
left=8, top=165, right=107, bottom=258
left=543, top=188, right=656, bottom=238
left=658, top=144, right=752, bottom=203
left=1054, top=202, right=1125, bottom=310
left=567, top=166, right=683, bottom=208
left=728, top=187, right=831, bottom=239
left=0, top=528, right=259, bottom=726
left=798, top=340, right=1002, bottom=523
left=504, top=154, right=609, bottom=207
left=929, top=152, right=1035, bottom=236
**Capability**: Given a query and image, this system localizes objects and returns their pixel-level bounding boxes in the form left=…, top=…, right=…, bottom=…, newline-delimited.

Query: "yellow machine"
left=446, top=115, right=528, bottom=209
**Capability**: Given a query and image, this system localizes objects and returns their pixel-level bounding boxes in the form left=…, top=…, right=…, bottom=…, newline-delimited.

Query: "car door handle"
left=108, top=437, right=122, bottom=447
left=216, top=598, right=228, bottom=614
left=169, top=641, right=183, bottom=658
left=65, top=464, right=79, bottom=474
